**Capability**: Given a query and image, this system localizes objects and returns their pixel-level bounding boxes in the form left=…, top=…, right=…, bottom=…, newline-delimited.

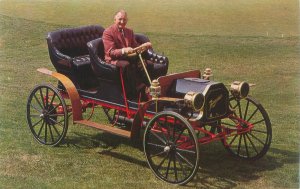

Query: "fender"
left=37, top=68, right=83, bottom=122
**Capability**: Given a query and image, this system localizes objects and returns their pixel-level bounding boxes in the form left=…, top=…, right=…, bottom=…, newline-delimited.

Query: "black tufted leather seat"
left=47, top=25, right=105, bottom=89
left=87, top=38, right=119, bottom=81
left=87, top=33, right=169, bottom=82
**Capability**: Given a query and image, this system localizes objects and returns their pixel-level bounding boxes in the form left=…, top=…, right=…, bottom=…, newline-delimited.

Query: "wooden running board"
left=74, top=120, right=131, bottom=138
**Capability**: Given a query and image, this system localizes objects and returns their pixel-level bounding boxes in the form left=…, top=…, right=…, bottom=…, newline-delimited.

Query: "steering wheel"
left=127, top=43, right=151, bottom=57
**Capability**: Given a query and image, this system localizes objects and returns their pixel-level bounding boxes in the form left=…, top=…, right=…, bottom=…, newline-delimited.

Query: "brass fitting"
left=150, top=79, right=161, bottom=100
left=184, top=91, right=205, bottom=111
left=230, top=81, right=250, bottom=99
left=203, top=68, right=213, bottom=80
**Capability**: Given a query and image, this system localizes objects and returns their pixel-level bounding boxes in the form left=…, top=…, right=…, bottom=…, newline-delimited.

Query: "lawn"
left=0, top=0, right=299, bottom=188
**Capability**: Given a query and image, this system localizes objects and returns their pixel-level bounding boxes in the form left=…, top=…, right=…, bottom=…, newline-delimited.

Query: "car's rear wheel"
left=26, top=84, right=68, bottom=146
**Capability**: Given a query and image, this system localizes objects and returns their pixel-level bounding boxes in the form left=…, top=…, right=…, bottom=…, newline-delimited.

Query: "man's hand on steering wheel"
left=135, top=42, right=152, bottom=54
left=126, top=42, right=152, bottom=57
left=122, top=47, right=134, bottom=55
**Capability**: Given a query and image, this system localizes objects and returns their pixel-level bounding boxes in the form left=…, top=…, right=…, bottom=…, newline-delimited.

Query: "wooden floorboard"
left=74, top=120, right=131, bottom=138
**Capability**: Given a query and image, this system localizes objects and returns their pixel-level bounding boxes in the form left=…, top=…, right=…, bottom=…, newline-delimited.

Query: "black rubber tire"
left=26, top=84, right=68, bottom=146
left=144, top=111, right=200, bottom=185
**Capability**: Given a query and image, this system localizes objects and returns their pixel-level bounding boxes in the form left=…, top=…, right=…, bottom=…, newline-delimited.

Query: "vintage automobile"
left=26, top=25, right=272, bottom=185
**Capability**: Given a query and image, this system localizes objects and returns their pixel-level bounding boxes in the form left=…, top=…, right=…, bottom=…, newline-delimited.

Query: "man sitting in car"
left=102, top=9, right=152, bottom=100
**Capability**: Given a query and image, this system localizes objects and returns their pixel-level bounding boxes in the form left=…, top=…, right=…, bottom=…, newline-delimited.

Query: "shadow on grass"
left=63, top=131, right=149, bottom=168
left=187, top=146, right=298, bottom=188
left=63, top=132, right=139, bottom=149
left=63, top=132, right=297, bottom=188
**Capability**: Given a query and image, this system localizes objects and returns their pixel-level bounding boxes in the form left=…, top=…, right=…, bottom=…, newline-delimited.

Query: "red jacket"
left=102, top=24, right=138, bottom=64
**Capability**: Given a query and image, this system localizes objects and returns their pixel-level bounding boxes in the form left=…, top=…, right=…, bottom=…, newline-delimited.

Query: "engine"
left=169, top=78, right=230, bottom=122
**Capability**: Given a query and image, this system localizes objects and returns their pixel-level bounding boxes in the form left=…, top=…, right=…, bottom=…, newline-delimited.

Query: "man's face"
left=114, top=12, right=127, bottom=29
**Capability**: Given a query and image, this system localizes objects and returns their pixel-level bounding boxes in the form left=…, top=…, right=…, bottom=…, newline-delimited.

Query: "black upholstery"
left=87, top=38, right=119, bottom=81
left=47, top=25, right=105, bottom=89
left=87, top=33, right=169, bottom=81
left=47, top=25, right=168, bottom=91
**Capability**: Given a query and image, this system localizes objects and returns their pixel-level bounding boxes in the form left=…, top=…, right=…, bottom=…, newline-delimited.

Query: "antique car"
left=26, top=25, right=272, bottom=185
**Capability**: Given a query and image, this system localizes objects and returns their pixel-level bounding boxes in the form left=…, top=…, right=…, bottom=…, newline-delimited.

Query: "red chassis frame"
left=28, top=67, right=271, bottom=185
left=37, top=68, right=253, bottom=147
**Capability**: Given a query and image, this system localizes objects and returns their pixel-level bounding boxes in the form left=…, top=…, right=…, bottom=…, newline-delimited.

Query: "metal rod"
left=138, top=53, right=152, bottom=85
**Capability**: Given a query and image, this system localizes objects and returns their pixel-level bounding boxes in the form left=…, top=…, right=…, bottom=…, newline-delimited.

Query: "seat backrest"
left=47, top=25, right=105, bottom=58
left=87, top=38, right=105, bottom=62
left=87, top=38, right=119, bottom=81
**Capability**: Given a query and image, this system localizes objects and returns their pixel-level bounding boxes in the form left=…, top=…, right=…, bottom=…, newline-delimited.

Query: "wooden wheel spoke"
left=45, top=88, right=49, bottom=107
left=48, top=124, right=55, bottom=142
left=173, top=155, right=178, bottom=182
left=228, top=134, right=238, bottom=145
left=150, top=130, right=167, bottom=145
left=30, top=114, right=41, bottom=118
left=39, top=88, right=45, bottom=107
left=31, top=104, right=43, bottom=114
left=48, top=103, right=62, bottom=114
left=230, top=102, right=238, bottom=109
left=246, top=133, right=259, bottom=154
left=251, top=129, right=267, bottom=134
left=176, top=154, right=187, bottom=177
left=176, top=148, right=196, bottom=154
left=49, top=117, right=65, bottom=127
left=33, top=94, right=44, bottom=109
left=56, top=119, right=66, bottom=125
left=165, top=155, right=172, bottom=179
left=176, top=152, right=194, bottom=168
left=246, top=108, right=259, bottom=122
left=52, top=124, right=61, bottom=136
left=49, top=93, right=56, bottom=107
left=156, top=153, right=169, bottom=172
left=252, top=119, right=265, bottom=126
left=243, top=134, right=249, bottom=157
left=37, top=121, right=45, bottom=138
left=244, top=100, right=250, bottom=120
left=44, top=122, right=48, bottom=143
left=237, top=135, right=242, bottom=156
left=68, top=113, right=73, bottom=118
left=147, top=142, right=165, bottom=149
left=31, top=118, right=43, bottom=128
left=150, top=150, right=167, bottom=158
left=248, top=132, right=265, bottom=145
left=156, top=121, right=169, bottom=143
left=174, top=128, right=186, bottom=144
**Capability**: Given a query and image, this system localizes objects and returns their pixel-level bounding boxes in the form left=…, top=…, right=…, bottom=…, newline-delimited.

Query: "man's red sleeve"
left=102, top=30, right=122, bottom=60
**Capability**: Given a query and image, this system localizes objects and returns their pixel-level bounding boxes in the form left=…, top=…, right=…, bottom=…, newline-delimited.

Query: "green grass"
left=0, top=0, right=299, bottom=188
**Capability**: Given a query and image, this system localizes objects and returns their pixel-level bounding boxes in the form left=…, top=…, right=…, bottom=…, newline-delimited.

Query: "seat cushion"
left=72, top=55, right=91, bottom=68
